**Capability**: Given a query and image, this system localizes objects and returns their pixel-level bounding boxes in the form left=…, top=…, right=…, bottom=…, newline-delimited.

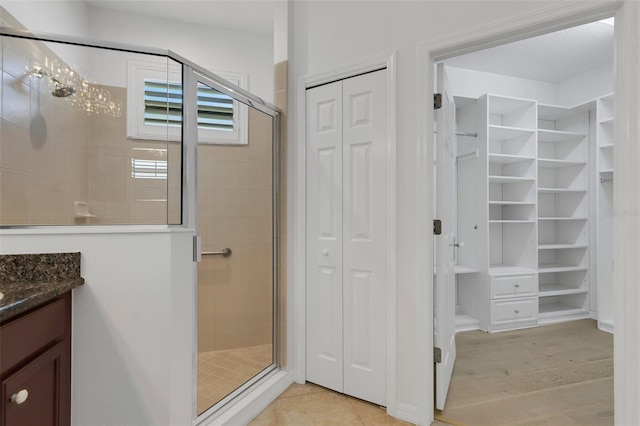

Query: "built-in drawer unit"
left=490, top=274, right=537, bottom=299
left=490, top=296, right=538, bottom=330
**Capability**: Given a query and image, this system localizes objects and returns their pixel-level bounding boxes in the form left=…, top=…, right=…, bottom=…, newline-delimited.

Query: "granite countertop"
left=0, top=253, right=85, bottom=322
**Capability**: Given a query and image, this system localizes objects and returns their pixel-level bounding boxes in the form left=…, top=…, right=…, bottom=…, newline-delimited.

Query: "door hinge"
left=434, top=347, right=442, bottom=364
left=434, top=93, right=442, bottom=110
left=434, top=219, right=442, bottom=235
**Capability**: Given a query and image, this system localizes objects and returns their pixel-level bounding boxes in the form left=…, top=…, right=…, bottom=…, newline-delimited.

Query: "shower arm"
left=30, top=66, right=62, bottom=85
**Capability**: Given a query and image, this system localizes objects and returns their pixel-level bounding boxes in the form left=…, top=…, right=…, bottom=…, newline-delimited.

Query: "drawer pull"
left=514, top=283, right=520, bottom=288
left=514, top=310, right=520, bottom=314
left=11, top=389, right=28, bottom=405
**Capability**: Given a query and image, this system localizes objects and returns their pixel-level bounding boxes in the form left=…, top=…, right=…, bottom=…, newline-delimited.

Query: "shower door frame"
left=182, top=65, right=281, bottom=421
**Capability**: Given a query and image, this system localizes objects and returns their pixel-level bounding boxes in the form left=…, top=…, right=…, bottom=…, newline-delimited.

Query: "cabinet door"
left=2, top=343, right=68, bottom=426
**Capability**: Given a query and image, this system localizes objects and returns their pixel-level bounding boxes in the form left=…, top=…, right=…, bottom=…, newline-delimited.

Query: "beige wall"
left=0, top=10, right=179, bottom=226
left=197, top=107, right=274, bottom=352
left=87, top=85, right=180, bottom=225
left=0, top=34, right=91, bottom=225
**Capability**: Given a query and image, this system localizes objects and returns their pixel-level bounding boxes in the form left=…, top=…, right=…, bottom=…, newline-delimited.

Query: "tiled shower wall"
left=197, top=108, right=274, bottom=352
left=87, top=85, right=180, bottom=225
left=0, top=10, right=179, bottom=226
left=0, top=33, right=91, bottom=225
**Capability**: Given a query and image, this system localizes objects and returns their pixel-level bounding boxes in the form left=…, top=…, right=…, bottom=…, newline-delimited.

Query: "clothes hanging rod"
left=457, top=149, right=479, bottom=160
left=456, top=131, right=478, bottom=137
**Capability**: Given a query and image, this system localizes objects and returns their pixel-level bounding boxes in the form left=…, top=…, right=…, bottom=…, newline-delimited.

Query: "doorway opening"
left=433, top=17, right=615, bottom=425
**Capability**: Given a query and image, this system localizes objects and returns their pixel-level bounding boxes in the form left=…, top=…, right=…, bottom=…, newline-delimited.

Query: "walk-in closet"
left=439, top=18, right=615, bottom=336
left=433, top=18, right=616, bottom=420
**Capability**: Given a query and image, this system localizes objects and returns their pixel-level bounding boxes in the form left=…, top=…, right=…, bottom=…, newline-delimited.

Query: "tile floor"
left=198, top=344, right=273, bottom=414
left=249, top=382, right=417, bottom=425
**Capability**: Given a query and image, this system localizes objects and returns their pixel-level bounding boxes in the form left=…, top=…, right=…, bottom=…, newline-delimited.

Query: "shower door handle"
left=202, top=248, right=233, bottom=257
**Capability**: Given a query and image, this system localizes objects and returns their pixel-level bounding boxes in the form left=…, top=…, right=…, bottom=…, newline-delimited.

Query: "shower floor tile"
left=198, top=344, right=273, bottom=414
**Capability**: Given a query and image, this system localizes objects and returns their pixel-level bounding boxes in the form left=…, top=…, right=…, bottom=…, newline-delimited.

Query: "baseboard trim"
left=395, top=402, right=418, bottom=424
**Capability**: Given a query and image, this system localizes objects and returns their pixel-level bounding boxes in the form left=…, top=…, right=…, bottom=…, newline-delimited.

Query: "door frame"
left=421, top=1, right=634, bottom=424
left=294, top=51, right=398, bottom=415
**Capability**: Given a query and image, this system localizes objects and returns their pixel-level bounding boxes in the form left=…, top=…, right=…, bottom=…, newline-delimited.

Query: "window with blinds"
left=143, top=80, right=235, bottom=132
left=126, top=59, right=247, bottom=144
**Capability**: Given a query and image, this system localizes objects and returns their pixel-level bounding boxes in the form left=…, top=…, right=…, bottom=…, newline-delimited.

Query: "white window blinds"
left=143, top=80, right=234, bottom=132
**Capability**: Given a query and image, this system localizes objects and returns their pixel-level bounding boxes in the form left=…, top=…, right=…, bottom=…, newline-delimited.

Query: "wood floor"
left=437, top=319, right=613, bottom=426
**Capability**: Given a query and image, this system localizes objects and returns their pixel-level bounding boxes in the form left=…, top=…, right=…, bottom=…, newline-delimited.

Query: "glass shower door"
left=192, top=72, right=277, bottom=415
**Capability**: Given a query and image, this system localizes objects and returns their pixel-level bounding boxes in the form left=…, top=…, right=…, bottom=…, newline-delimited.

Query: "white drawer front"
left=491, top=297, right=538, bottom=324
left=490, top=274, right=536, bottom=299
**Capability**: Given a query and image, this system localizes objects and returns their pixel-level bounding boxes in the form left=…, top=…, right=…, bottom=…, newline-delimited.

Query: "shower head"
left=29, top=66, right=76, bottom=98
left=51, top=84, right=76, bottom=98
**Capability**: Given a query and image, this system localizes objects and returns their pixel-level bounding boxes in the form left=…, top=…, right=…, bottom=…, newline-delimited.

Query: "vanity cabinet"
left=1, top=293, right=71, bottom=426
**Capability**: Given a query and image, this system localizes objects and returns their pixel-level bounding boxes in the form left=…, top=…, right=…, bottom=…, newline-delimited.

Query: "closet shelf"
left=455, top=314, right=480, bottom=332
left=488, top=175, right=535, bottom=183
left=489, top=265, right=537, bottom=276
left=599, top=143, right=614, bottom=149
left=489, top=220, right=535, bottom=224
left=489, top=154, right=535, bottom=164
left=538, top=188, right=587, bottom=194
left=538, top=264, right=588, bottom=273
left=538, top=159, right=586, bottom=168
left=538, top=217, right=587, bottom=221
left=489, top=201, right=534, bottom=205
left=600, top=117, right=614, bottom=125
left=539, top=303, right=589, bottom=318
left=488, top=125, right=535, bottom=140
left=538, top=100, right=596, bottom=121
left=538, top=244, right=588, bottom=250
left=537, top=129, right=585, bottom=142
left=489, top=96, right=536, bottom=116
left=539, top=284, right=588, bottom=297
left=455, top=265, right=479, bottom=274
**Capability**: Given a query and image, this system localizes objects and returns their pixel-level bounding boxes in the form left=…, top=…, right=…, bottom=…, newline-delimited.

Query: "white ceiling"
left=443, top=20, right=614, bottom=83
left=85, top=0, right=277, bottom=36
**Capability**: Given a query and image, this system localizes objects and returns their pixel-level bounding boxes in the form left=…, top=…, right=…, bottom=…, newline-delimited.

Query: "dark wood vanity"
left=0, top=253, right=84, bottom=426
left=1, top=293, right=72, bottom=426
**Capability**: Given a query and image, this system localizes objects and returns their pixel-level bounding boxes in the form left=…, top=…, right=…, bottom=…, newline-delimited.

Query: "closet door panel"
left=342, top=70, right=387, bottom=406
left=305, top=81, right=344, bottom=392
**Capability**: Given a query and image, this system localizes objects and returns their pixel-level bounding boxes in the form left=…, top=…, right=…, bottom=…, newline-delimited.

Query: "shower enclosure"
left=0, top=17, right=279, bottom=420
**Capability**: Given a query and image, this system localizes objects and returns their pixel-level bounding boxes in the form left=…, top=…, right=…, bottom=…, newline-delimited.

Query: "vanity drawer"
left=490, top=274, right=536, bottom=299
left=490, top=296, right=538, bottom=325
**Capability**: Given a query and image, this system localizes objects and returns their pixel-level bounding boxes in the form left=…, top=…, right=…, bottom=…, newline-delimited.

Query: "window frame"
left=126, top=58, right=248, bottom=145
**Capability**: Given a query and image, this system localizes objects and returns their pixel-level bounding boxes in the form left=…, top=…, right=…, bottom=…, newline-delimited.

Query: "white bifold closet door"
left=306, top=69, right=388, bottom=406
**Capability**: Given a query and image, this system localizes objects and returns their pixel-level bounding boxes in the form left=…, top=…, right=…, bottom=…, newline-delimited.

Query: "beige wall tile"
left=0, top=119, right=29, bottom=172
left=273, top=61, right=287, bottom=93
left=0, top=170, right=29, bottom=218
left=3, top=36, right=32, bottom=80
left=3, top=71, right=31, bottom=127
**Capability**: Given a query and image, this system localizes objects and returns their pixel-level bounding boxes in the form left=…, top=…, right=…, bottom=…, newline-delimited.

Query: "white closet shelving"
left=455, top=97, right=482, bottom=333
left=596, top=94, right=614, bottom=333
left=537, top=102, right=591, bottom=324
left=452, top=92, right=613, bottom=334
left=482, top=94, right=538, bottom=332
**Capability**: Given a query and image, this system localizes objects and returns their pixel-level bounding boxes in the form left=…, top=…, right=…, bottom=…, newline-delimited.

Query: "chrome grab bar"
left=202, top=248, right=232, bottom=257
